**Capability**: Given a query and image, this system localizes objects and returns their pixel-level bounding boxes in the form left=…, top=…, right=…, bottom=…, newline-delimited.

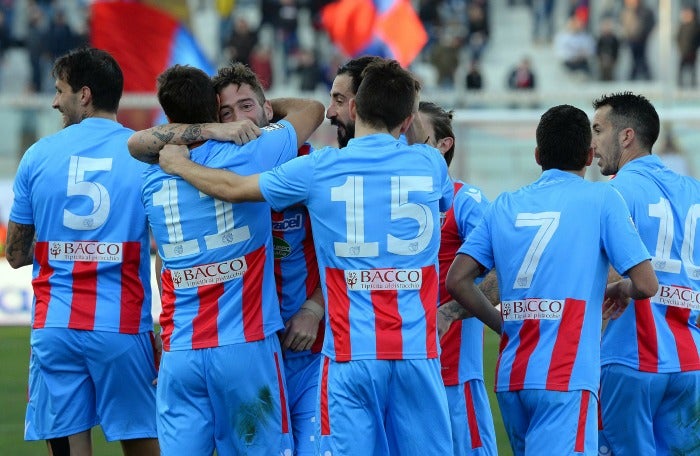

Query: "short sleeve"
left=259, top=154, right=314, bottom=212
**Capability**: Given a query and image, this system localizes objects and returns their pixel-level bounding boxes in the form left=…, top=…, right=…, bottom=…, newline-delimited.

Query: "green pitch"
left=0, top=326, right=511, bottom=455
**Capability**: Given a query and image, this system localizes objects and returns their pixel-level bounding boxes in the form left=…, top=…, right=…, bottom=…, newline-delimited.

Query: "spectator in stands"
left=507, top=57, right=537, bottom=109
left=431, top=32, right=461, bottom=88
left=466, top=0, right=489, bottom=62
left=45, top=9, right=83, bottom=64
left=418, top=0, right=441, bottom=54
left=466, top=60, right=484, bottom=90
left=621, top=0, right=655, bottom=80
left=250, top=44, right=273, bottom=90
left=507, top=56, right=536, bottom=90
left=676, top=4, right=700, bottom=88
left=296, top=47, right=322, bottom=92
left=531, top=0, right=555, bottom=44
left=657, top=122, right=693, bottom=176
left=554, top=16, right=595, bottom=78
left=263, top=0, right=299, bottom=77
left=223, top=16, right=258, bottom=67
left=25, top=3, right=47, bottom=93
left=596, top=17, right=620, bottom=81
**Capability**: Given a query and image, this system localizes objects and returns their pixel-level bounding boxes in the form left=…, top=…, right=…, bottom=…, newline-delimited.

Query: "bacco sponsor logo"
left=654, top=285, right=700, bottom=311
left=501, top=298, right=565, bottom=321
left=170, top=256, right=248, bottom=289
left=49, top=241, right=123, bottom=262
left=344, top=268, right=422, bottom=291
left=272, top=213, right=303, bottom=232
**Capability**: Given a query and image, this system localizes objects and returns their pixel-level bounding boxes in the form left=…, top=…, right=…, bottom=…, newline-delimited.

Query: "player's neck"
left=355, top=120, right=401, bottom=139
left=90, top=110, right=118, bottom=122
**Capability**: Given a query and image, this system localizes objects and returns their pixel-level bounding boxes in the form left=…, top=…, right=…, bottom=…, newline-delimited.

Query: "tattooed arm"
left=6, top=221, right=35, bottom=268
left=127, top=120, right=261, bottom=164
left=437, top=270, right=500, bottom=338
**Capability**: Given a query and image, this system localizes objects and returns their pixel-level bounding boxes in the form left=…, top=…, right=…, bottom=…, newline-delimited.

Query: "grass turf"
left=0, top=326, right=511, bottom=455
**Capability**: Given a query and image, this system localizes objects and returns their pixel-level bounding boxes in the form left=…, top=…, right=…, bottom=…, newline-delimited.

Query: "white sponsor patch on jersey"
left=344, top=268, right=422, bottom=290
left=49, top=241, right=123, bottom=262
left=169, top=256, right=248, bottom=289
left=262, top=123, right=285, bottom=131
left=501, top=298, right=566, bottom=321
left=653, top=284, right=700, bottom=310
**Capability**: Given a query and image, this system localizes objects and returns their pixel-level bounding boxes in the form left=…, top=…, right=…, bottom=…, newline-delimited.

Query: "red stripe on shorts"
left=274, top=351, right=289, bottom=434
left=464, top=382, right=483, bottom=449
left=575, top=390, right=591, bottom=453
left=320, top=356, right=331, bottom=435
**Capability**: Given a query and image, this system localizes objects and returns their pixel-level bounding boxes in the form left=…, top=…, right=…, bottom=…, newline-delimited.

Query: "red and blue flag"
left=321, top=0, right=428, bottom=67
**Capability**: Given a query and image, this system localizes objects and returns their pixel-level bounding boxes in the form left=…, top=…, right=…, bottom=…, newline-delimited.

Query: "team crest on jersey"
left=170, top=256, right=248, bottom=289
left=273, top=237, right=292, bottom=259
left=654, top=285, right=700, bottom=310
left=464, top=187, right=482, bottom=203
left=501, top=298, right=565, bottom=321
left=262, top=123, right=285, bottom=132
left=49, top=241, right=123, bottom=262
left=344, top=268, right=422, bottom=291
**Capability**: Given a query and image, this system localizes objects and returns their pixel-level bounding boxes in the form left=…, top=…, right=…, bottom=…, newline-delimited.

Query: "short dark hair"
left=157, top=65, right=218, bottom=124
left=419, top=101, right=456, bottom=166
left=536, top=104, right=591, bottom=171
left=212, top=62, right=266, bottom=104
left=355, top=59, right=421, bottom=131
left=592, top=92, right=660, bottom=151
left=336, top=55, right=383, bottom=95
left=52, top=47, right=123, bottom=113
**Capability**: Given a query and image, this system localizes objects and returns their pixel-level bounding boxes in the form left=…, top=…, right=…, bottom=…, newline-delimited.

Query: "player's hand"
left=602, top=280, right=631, bottom=320
left=437, top=306, right=453, bottom=340
left=281, top=308, right=321, bottom=352
left=159, top=145, right=190, bottom=175
left=210, top=120, right=261, bottom=145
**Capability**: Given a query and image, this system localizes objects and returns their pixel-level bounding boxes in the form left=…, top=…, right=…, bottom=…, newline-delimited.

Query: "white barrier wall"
left=0, top=257, right=163, bottom=326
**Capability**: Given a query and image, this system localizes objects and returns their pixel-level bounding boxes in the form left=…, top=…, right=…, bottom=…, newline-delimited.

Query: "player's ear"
left=399, top=113, right=414, bottom=134
left=349, top=97, right=357, bottom=121
left=79, top=86, right=91, bottom=107
left=534, top=147, right=541, bottom=165
left=586, top=146, right=594, bottom=166
left=263, top=100, right=273, bottom=122
left=437, top=136, right=454, bottom=155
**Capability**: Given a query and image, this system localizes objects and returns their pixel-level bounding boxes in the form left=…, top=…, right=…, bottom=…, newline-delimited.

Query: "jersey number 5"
left=63, top=156, right=113, bottom=230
